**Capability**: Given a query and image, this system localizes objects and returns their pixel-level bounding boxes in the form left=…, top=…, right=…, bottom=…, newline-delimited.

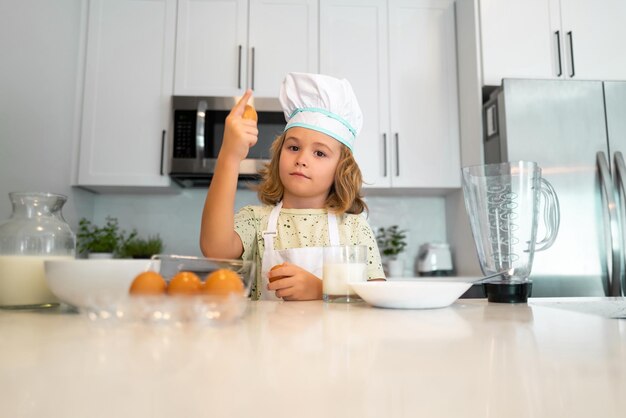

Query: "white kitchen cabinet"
left=320, top=0, right=461, bottom=189
left=480, top=0, right=626, bottom=86
left=76, top=0, right=176, bottom=190
left=174, top=0, right=247, bottom=97
left=479, top=0, right=560, bottom=85
left=175, top=0, right=318, bottom=97
left=320, top=0, right=389, bottom=188
left=559, top=0, right=626, bottom=80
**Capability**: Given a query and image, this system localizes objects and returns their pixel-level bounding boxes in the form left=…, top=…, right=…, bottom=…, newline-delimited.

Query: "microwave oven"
left=169, top=96, right=285, bottom=188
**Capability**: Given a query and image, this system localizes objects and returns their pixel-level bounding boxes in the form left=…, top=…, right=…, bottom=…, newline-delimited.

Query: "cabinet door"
left=174, top=0, right=247, bottom=96
left=388, top=0, right=461, bottom=188
left=479, top=0, right=562, bottom=85
left=320, top=0, right=390, bottom=188
left=78, top=0, right=175, bottom=188
left=249, top=0, right=318, bottom=97
left=560, top=0, right=626, bottom=81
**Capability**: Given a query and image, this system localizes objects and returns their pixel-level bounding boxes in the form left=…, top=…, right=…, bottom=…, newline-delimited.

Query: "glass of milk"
left=322, top=245, right=367, bottom=303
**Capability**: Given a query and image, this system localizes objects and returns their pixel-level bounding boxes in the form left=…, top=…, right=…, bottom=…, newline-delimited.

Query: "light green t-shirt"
left=234, top=205, right=385, bottom=300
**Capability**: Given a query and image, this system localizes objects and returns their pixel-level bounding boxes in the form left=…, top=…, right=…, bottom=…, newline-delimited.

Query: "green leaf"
left=375, top=224, right=408, bottom=256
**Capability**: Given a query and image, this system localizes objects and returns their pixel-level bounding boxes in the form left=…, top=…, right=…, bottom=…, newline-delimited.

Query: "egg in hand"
left=269, top=263, right=288, bottom=283
left=243, top=104, right=257, bottom=121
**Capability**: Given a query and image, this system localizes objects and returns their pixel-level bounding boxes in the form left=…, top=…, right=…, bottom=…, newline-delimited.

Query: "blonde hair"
left=255, top=132, right=367, bottom=215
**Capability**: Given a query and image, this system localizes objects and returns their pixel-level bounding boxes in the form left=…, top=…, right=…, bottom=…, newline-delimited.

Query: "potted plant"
left=77, top=217, right=136, bottom=259
left=376, top=225, right=408, bottom=277
left=120, top=234, right=164, bottom=259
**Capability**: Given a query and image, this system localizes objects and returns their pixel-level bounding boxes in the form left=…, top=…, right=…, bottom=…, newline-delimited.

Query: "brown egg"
left=243, top=104, right=258, bottom=121
left=268, top=263, right=287, bottom=283
left=203, top=269, right=244, bottom=296
left=168, top=271, right=202, bottom=295
left=129, top=271, right=167, bottom=296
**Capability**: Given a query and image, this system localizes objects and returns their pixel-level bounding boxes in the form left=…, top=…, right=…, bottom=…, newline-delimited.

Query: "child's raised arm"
left=200, top=90, right=258, bottom=259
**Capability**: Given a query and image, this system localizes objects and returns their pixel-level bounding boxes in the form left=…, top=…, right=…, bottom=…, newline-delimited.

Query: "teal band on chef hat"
left=288, top=107, right=358, bottom=138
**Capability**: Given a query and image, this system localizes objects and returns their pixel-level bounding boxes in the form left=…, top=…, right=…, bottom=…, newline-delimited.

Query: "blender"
left=462, top=161, right=560, bottom=303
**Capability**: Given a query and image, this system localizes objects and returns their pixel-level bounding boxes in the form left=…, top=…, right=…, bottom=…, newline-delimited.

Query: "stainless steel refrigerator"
left=483, top=79, right=626, bottom=297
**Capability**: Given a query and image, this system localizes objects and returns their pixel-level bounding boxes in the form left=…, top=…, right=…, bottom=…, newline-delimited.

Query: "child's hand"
left=267, top=262, right=322, bottom=301
left=219, top=89, right=258, bottom=164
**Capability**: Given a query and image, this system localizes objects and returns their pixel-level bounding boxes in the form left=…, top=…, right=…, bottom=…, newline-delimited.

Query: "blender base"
left=484, top=282, right=532, bottom=303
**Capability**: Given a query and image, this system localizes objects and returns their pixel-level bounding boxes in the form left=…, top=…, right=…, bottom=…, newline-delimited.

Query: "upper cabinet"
left=480, top=0, right=626, bottom=86
left=174, top=0, right=247, bottom=97
left=320, top=0, right=461, bottom=189
left=559, top=0, right=626, bottom=80
left=76, top=0, right=176, bottom=190
left=479, top=0, right=560, bottom=85
left=174, top=0, right=318, bottom=97
left=75, top=0, right=460, bottom=192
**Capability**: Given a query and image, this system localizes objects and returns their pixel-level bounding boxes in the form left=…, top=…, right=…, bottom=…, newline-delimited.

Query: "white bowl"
left=351, top=279, right=473, bottom=309
left=44, top=259, right=159, bottom=310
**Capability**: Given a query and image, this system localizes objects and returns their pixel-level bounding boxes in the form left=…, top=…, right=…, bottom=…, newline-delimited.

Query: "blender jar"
left=462, top=161, right=560, bottom=303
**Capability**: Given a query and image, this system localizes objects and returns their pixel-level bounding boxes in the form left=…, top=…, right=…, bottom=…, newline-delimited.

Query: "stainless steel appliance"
left=170, top=96, right=285, bottom=187
left=417, top=243, right=454, bottom=276
left=483, top=79, right=626, bottom=297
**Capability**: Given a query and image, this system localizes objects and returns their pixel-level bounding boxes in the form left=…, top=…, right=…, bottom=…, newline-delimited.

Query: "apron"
left=260, top=201, right=340, bottom=300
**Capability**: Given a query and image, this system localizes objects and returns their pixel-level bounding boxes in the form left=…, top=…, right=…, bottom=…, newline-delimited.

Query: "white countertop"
left=1, top=298, right=625, bottom=418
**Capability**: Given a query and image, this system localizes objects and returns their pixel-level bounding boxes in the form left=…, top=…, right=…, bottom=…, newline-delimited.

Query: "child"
left=200, top=72, right=385, bottom=300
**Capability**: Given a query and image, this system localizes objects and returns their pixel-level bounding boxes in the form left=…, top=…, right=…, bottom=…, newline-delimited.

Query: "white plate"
left=351, top=279, right=474, bottom=309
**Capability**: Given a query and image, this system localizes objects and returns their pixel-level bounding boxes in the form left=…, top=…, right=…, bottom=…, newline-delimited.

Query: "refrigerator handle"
left=597, top=152, right=621, bottom=296
left=612, top=152, right=626, bottom=296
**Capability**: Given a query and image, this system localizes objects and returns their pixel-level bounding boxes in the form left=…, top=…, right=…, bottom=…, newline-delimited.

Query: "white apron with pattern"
left=260, top=201, right=340, bottom=301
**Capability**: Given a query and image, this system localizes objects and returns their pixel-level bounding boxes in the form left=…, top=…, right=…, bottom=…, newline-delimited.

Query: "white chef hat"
left=279, top=72, right=363, bottom=151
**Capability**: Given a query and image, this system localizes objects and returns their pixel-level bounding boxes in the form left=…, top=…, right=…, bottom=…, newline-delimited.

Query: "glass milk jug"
left=0, top=192, right=76, bottom=308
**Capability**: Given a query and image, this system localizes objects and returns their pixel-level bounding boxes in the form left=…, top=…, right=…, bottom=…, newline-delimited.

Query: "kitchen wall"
left=0, top=0, right=452, bottom=275
left=447, top=0, right=483, bottom=276
left=92, top=189, right=448, bottom=275
left=0, top=0, right=94, bottom=225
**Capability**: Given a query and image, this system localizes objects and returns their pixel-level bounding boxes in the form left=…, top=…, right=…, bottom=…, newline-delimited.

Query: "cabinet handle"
left=382, top=133, right=387, bottom=177
left=237, top=45, right=242, bottom=89
left=250, top=47, right=256, bottom=90
left=554, top=31, right=562, bottom=77
left=160, top=130, right=166, bottom=176
left=567, top=31, right=575, bottom=77
left=394, top=133, right=400, bottom=177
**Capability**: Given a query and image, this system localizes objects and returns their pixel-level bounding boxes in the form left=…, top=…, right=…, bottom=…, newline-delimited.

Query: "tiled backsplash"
left=92, top=189, right=447, bottom=276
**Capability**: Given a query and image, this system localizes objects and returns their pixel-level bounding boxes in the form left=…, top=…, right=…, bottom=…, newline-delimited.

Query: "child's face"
left=279, top=127, right=342, bottom=203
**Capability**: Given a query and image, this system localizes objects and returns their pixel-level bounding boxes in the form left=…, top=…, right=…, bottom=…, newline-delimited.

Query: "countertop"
left=1, top=298, right=625, bottom=418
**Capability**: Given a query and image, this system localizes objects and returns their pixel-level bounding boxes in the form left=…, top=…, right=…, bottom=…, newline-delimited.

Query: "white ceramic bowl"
left=351, top=279, right=473, bottom=309
left=44, top=259, right=159, bottom=310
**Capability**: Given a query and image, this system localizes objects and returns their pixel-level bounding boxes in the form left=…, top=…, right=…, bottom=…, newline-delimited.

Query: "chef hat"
left=279, top=72, right=363, bottom=151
